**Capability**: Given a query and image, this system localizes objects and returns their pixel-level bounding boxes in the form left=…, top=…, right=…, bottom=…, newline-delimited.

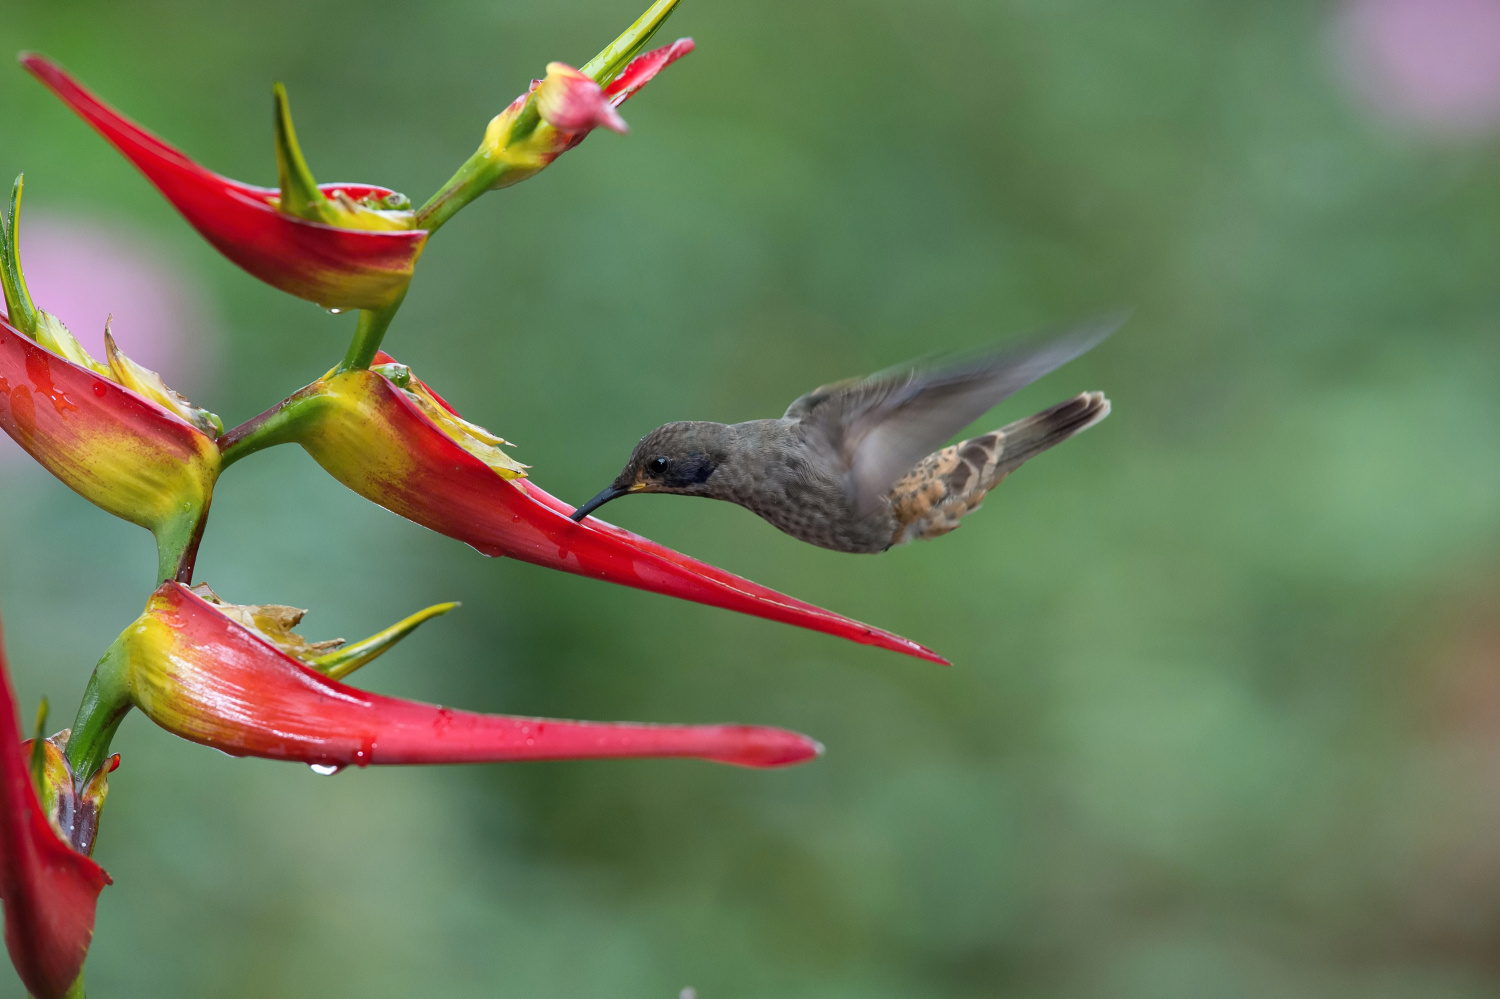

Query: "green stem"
left=153, top=498, right=212, bottom=585
left=338, top=295, right=405, bottom=373
left=578, top=0, right=680, bottom=83
left=61, top=972, right=87, bottom=999
left=64, top=638, right=134, bottom=791
left=218, top=386, right=327, bottom=471
left=413, top=146, right=545, bottom=234
left=413, top=148, right=496, bottom=234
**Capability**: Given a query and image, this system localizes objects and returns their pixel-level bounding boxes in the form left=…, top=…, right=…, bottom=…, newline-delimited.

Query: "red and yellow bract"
left=0, top=314, right=219, bottom=580
left=124, top=582, right=822, bottom=769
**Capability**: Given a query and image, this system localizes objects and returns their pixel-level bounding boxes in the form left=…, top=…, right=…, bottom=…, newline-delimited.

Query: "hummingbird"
left=570, top=316, right=1121, bottom=554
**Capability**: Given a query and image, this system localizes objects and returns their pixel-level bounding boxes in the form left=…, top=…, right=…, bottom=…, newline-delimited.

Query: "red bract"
left=0, top=622, right=110, bottom=999
left=604, top=38, right=696, bottom=102
left=223, top=354, right=946, bottom=663
left=20, top=54, right=427, bottom=312
left=125, top=583, right=821, bottom=769
left=0, top=314, right=221, bottom=582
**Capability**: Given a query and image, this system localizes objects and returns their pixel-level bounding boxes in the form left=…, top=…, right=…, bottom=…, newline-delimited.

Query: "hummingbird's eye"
left=649, top=455, right=671, bottom=474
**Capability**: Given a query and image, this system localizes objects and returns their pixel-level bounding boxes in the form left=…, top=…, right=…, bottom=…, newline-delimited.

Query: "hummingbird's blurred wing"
left=785, top=313, right=1125, bottom=514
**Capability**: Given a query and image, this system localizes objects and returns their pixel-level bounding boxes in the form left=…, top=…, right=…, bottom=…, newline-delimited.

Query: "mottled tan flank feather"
left=888, top=392, right=1110, bottom=546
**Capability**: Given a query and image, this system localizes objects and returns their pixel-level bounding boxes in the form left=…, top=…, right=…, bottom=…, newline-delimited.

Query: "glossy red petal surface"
left=0, top=622, right=109, bottom=999
left=310, top=367, right=946, bottom=663
left=21, top=54, right=426, bottom=311
left=142, top=583, right=821, bottom=769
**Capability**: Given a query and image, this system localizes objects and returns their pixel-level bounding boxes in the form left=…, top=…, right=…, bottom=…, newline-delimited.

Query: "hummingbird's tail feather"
left=887, top=392, right=1110, bottom=545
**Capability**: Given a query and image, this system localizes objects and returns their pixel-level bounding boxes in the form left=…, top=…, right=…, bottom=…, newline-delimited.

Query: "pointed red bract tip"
left=0, top=619, right=109, bottom=999
left=704, top=726, right=824, bottom=768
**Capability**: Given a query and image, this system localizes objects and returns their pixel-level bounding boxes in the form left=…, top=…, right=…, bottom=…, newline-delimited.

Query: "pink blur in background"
left=0, top=214, right=219, bottom=468
left=1335, top=0, right=1500, bottom=136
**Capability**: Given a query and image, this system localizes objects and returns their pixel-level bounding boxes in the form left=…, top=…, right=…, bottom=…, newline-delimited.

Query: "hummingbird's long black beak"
left=570, top=484, right=630, bottom=522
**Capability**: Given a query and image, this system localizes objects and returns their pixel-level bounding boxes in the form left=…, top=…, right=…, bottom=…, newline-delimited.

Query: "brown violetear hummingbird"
left=571, top=315, right=1122, bottom=553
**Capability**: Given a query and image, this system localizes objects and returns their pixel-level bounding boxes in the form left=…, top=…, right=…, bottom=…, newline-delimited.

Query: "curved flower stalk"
left=218, top=354, right=947, bottom=663
left=66, top=583, right=821, bottom=775
left=20, top=53, right=427, bottom=313
left=0, top=178, right=221, bottom=583
left=0, top=622, right=111, bottom=999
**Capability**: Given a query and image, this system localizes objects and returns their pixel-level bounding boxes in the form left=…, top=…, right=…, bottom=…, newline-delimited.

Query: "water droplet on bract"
left=309, top=763, right=343, bottom=776
left=324, top=307, right=344, bottom=315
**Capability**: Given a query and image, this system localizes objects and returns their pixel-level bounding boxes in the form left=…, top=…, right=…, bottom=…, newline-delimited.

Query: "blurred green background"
left=4, top=0, right=1500, bottom=995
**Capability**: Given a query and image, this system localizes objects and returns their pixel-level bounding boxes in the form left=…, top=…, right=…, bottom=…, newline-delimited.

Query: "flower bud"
left=414, top=0, right=695, bottom=231
left=536, top=63, right=629, bottom=134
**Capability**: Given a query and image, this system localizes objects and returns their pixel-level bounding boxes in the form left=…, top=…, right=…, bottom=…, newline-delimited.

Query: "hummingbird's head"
left=570, top=422, right=734, bottom=522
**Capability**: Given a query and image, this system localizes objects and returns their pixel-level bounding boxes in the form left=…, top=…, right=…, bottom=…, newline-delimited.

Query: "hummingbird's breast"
left=717, top=420, right=899, bottom=554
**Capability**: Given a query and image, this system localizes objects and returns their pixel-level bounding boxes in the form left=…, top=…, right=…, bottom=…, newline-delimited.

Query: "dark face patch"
left=641, top=452, right=718, bottom=490
left=617, top=422, right=736, bottom=496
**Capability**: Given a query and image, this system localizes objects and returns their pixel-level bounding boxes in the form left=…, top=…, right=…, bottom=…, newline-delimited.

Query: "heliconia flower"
left=104, top=582, right=821, bottom=769
left=20, top=53, right=427, bottom=312
left=0, top=177, right=221, bottom=583
left=0, top=621, right=111, bottom=999
left=218, top=354, right=946, bottom=663
left=20, top=0, right=694, bottom=313
left=413, top=1, right=695, bottom=231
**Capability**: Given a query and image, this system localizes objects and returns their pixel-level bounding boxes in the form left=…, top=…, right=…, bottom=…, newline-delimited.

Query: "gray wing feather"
left=787, top=313, right=1124, bottom=513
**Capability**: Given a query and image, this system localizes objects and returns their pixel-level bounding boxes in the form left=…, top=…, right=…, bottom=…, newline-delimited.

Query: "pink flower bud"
left=536, top=62, right=630, bottom=134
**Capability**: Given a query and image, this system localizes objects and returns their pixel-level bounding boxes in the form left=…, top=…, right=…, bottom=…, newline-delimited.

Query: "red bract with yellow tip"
left=20, top=53, right=427, bottom=312
left=0, top=315, right=220, bottom=582
left=120, top=582, right=821, bottom=769
left=0, top=622, right=110, bottom=999
left=221, top=354, right=946, bottom=663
